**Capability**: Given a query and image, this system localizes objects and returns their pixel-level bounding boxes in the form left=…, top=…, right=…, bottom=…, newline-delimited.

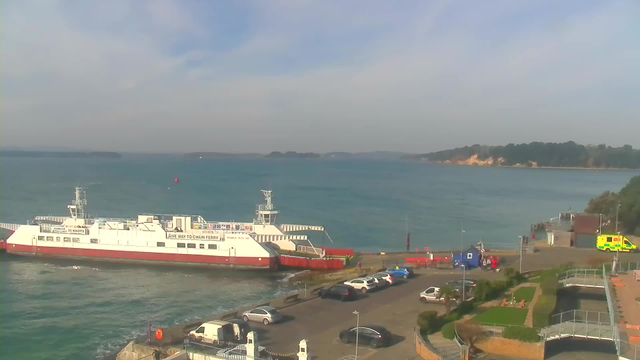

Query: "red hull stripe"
left=7, top=244, right=276, bottom=270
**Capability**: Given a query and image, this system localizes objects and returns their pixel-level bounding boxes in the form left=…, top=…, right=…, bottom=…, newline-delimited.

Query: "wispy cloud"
left=1, top=0, right=638, bottom=152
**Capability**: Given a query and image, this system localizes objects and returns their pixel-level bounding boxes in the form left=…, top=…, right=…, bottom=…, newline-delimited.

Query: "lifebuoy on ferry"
left=155, top=328, right=164, bottom=340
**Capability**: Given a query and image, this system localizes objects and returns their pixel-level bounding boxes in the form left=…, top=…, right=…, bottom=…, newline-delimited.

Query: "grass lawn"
left=473, top=307, right=528, bottom=326
left=528, top=276, right=542, bottom=283
left=514, top=286, right=537, bottom=303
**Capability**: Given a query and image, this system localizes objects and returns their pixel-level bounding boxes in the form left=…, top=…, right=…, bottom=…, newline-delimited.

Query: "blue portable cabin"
left=453, top=246, right=482, bottom=269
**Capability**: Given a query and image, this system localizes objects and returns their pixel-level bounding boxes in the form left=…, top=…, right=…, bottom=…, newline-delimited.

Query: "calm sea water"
left=1, top=156, right=637, bottom=359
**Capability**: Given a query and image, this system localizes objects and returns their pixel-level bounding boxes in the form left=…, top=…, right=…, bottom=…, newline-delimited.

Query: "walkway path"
left=524, top=284, right=541, bottom=327
left=427, top=332, right=460, bottom=360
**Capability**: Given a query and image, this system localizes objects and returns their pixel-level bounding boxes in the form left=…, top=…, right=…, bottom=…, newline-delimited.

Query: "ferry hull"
left=6, top=244, right=277, bottom=270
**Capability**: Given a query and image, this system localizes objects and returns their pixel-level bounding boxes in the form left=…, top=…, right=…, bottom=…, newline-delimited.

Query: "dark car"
left=318, top=284, right=357, bottom=301
left=339, top=325, right=392, bottom=348
left=447, top=279, right=477, bottom=288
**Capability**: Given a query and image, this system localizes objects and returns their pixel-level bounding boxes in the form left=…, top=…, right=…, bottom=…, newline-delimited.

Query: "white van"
left=188, top=320, right=236, bottom=344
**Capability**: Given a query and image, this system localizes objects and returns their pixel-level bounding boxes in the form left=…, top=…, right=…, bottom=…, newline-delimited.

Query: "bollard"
left=297, top=339, right=309, bottom=360
left=246, top=331, right=258, bottom=359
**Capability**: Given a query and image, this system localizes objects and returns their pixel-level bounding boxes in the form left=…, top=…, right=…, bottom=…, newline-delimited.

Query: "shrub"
left=532, top=294, right=557, bottom=328
left=442, top=322, right=456, bottom=340
left=474, top=280, right=493, bottom=302
left=417, top=310, right=438, bottom=333
left=490, top=280, right=508, bottom=298
left=457, top=301, right=475, bottom=316
left=540, top=275, right=558, bottom=296
left=446, top=313, right=461, bottom=323
left=503, top=326, right=540, bottom=343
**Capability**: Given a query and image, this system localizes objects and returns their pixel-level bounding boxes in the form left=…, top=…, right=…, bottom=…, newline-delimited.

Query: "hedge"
left=417, top=310, right=439, bottom=334
left=503, top=326, right=540, bottom=343
left=442, top=322, right=456, bottom=340
left=532, top=294, right=557, bottom=328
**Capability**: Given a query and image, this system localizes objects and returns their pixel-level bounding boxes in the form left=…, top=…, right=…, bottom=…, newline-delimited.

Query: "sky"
left=1, top=0, right=639, bottom=154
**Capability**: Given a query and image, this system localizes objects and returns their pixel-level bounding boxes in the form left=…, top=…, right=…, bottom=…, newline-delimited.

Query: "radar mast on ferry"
left=255, top=190, right=279, bottom=225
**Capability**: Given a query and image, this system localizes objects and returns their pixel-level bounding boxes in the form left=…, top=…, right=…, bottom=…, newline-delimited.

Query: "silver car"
left=241, top=306, right=282, bottom=325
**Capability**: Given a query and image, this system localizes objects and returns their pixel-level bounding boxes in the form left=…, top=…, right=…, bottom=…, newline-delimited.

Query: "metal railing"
left=557, top=268, right=604, bottom=288
left=616, top=261, right=640, bottom=274
left=0, top=223, right=22, bottom=231
left=549, top=309, right=611, bottom=326
left=603, top=263, right=621, bottom=354
left=453, top=325, right=469, bottom=359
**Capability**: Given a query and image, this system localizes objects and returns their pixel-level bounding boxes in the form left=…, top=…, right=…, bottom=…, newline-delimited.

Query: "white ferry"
left=0, top=188, right=330, bottom=270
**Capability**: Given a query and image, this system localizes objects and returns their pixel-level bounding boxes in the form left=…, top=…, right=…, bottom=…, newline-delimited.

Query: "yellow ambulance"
left=596, top=234, right=637, bottom=252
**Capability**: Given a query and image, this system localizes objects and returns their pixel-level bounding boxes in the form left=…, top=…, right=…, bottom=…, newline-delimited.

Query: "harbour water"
left=0, top=156, right=637, bottom=359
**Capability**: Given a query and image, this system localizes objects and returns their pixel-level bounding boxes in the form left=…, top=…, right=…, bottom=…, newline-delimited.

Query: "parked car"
left=188, top=320, right=237, bottom=344
left=373, top=272, right=398, bottom=285
left=387, top=266, right=414, bottom=279
left=366, top=275, right=389, bottom=289
left=318, top=284, right=358, bottom=301
left=447, top=279, right=478, bottom=288
left=344, top=278, right=377, bottom=293
left=339, top=325, right=392, bottom=348
left=419, top=286, right=461, bottom=305
left=241, top=306, right=282, bottom=325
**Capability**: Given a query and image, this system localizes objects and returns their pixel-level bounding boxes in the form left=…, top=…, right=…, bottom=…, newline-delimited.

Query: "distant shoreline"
left=421, top=160, right=640, bottom=171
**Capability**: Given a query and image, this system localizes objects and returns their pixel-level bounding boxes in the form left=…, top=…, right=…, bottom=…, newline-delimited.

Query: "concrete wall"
left=116, top=341, right=181, bottom=360
left=475, top=337, right=544, bottom=360
left=414, top=330, right=443, bottom=360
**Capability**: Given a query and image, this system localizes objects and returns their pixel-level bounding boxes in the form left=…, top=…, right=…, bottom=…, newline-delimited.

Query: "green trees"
left=410, top=142, right=640, bottom=169
left=438, top=285, right=461, bottom=317
left=585, top=176, right=640, bottom=235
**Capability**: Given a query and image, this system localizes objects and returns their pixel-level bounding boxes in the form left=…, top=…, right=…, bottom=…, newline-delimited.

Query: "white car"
left=420, top=286, right=461, bottom=305
left=373, top=272, right=398, bottom=285
left=344, top=277, right=377, bottom=293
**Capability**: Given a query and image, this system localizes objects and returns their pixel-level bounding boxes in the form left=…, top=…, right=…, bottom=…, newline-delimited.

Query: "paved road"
left=245, top=271, right=465, bottom=359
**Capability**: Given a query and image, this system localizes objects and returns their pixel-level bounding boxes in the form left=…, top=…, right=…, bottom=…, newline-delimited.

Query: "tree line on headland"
left=405, top=141, right=640, bottom=169
left=2, top=150, right=122, bottom=159
left=585, top=176, right=640, bottom=236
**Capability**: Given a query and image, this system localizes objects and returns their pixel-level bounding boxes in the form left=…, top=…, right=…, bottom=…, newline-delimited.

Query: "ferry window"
left=199, top=244, right=205, bottom=249
left=208, top=244, right=217, bottom=250
left=187, top=243, right=196, bottom=249
left=177, top=243, right=186, bottom=248
left=46, top=236, right=54, bottom=241
left=56, top=237, right=61, bottom=241
left=38, top=236, right=45, bottom=241
left=90, top=239, right=99, bottom=244
left=72, top=237, right=80, bottom=242
left=63, top=237, right=71, bottom=242
left=157, top=242, right=165, bottom=247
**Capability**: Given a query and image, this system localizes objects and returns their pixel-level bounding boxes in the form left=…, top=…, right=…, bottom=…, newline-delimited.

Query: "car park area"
left=241, top=269, right=467, bottom=359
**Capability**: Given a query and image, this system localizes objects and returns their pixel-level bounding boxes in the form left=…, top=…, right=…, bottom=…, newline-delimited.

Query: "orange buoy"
left=155, top=328, right=164, bottom=340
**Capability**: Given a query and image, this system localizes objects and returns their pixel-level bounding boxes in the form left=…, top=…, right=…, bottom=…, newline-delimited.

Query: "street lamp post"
left=518, top=236, right=523, bottom=273
left=615, top=202, right=621, bottom=234
left=461, top=264, right=466, bottom=301
left=353, top=310, right=360, bottom=359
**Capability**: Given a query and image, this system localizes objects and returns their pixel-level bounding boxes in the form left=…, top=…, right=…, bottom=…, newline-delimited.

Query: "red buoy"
left=174, top=178, right=179, bottom=183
